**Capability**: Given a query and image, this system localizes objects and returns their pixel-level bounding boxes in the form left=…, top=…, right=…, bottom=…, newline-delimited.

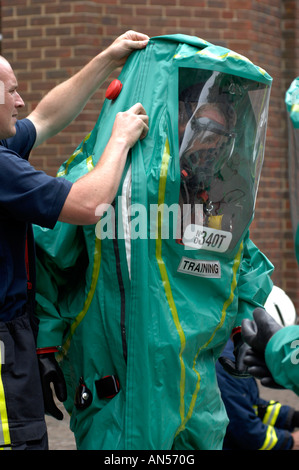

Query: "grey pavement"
left=46, top=401, right=76, bottom=450
left=46, top=384, right=299, bottom=450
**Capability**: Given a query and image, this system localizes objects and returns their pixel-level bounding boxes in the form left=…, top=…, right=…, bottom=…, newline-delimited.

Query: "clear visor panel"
left=177, top=67, right=271, bottom=253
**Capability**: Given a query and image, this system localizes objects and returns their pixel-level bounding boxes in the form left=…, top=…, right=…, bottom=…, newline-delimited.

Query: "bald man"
left=0, top=31, right=149, bottom=450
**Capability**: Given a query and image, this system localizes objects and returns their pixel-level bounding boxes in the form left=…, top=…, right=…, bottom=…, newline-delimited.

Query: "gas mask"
left=180, top=111, right=236, bottom=192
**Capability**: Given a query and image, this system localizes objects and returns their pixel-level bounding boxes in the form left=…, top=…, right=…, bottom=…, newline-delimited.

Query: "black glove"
left=38, top=352, right=67, bottom=420
left=242, top=307, right=284, bottom=389
left=219, top=330, right=251, bottom=378
left=242, top=307, right=282, bottom=354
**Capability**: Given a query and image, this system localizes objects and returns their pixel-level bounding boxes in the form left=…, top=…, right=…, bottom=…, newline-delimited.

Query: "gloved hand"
left=242, top=307, right=283, bottom=389
left=218, top=329, right=251, bottom=378
left=37, top=352, right=67, bottom=420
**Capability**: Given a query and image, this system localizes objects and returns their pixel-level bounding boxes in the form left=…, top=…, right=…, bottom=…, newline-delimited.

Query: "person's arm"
left=58, top=102, right=149, bottom=225
left=243, top=310, right=299, bottom=394
left=27, top=31, right=149, bottom=148
left=219, top=233, right=274, bottom=377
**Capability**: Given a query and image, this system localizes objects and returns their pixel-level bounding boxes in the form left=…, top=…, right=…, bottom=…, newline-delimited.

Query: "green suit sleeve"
left=235, top=232, right=274, bottom=326
left=265, top=326, right=299, bottom=395
left=34, top=222, right=86, bottom=348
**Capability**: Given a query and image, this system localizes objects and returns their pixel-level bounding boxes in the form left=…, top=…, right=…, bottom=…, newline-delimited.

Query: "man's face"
left=0, top=57, right=24, bottom=140
left=179, top=102, right=230, bottom=185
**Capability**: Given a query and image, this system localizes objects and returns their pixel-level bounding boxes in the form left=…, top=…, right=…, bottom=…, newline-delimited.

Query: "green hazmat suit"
left=34, top=35, right=274, bottom=449
left=265, top=326, right=299, bottom=396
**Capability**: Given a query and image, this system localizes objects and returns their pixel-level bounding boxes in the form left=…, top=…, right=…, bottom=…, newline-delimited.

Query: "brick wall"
left=1, top=0, right=299, bottom=309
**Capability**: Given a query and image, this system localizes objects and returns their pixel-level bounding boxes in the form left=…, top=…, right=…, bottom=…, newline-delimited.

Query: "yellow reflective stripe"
left=292, top=103, right=299, bottom=113
left=259, top=425, right=278, bottom=450
left=219, top=51, right=251, bottom=63
left=262, top=401, right=281, bottom=427
left=176, top=241, right=243, bottom=438
left=196, top=241, right=243, bottom=351
left=196, top=49, right=251, bottom=63
left=86, top=155, right=94, bottom=172
left=0, top=350, right=11, bottom=446
left=57, top=132, right=91, bottom=177
left=58, top=236, right=101, bottom=359
left=156, top=139, right=186, bottom=424
left=175, top=362, right=200, bottom=438
left=195, top=49, right=268, bottom=78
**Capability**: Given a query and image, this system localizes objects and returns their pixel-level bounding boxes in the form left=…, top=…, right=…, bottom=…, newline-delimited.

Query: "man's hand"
left=28, top=31, right=149, bottom=148
left=59, top=102, right=149, bottom=224
left=107, top=30, right=150, bottom=67
left=111, top=102, right=149, bottom=150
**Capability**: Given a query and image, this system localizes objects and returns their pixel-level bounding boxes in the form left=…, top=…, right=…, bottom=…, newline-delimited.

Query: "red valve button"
left=105, top=79, right=123, bottom=100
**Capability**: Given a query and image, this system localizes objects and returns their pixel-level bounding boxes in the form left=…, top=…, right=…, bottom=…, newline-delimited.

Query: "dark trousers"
left=0, top=314, right=47, bottom=449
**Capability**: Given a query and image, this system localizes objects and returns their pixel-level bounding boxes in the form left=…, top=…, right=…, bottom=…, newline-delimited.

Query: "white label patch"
left=178, top=257, right=221, bottom=278
left=182, top=224, right=232, bottom=253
